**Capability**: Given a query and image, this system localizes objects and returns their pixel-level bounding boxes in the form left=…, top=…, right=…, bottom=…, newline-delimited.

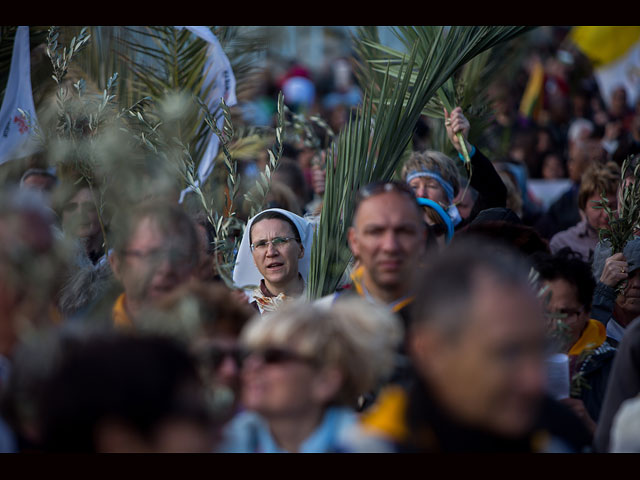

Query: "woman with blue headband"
left=401, top=107, right=508, bottom=240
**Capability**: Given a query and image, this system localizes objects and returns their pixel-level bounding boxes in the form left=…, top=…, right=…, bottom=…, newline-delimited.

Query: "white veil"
left=232, top=208, right=315, bottom=298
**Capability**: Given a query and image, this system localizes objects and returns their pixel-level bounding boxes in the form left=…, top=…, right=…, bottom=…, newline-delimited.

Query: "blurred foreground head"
left=136, top=280, right=255, bottom=420
left=408, top=238, right=546, bottom=438
left=38, top=333, right=215, bottom=452
left=0, top=188, right=68, bottom=357
left=240, top=298, right=402, bottom=418
left=108, top=201, right=199, bottom=323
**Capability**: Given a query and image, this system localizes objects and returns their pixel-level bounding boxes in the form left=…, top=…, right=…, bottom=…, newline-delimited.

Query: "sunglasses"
left=249, top=347, right=317, bottom=367
left=201, top=346, right=246, bottom=370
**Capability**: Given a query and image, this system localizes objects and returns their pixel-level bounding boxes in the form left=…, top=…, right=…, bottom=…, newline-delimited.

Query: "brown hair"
left=578, top=161, right=620, bottom=211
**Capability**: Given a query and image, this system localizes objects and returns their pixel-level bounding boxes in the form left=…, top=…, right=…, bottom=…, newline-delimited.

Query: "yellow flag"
left=570, top=26, right=640, bottom=108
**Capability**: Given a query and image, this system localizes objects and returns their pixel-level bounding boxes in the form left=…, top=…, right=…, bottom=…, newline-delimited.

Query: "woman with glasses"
left=216, top=298, right=402, bottom=453
left=233, top=208, right=314, bottom=314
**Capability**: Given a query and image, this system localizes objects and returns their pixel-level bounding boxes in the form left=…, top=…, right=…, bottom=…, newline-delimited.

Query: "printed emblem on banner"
left=13, top=115, right=28, bottom=134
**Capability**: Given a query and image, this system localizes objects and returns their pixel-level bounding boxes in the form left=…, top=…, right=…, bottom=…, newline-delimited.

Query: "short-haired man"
left=352, top=239, right=592, bottom=452
left=335, top=181, right=427, bottom=325
left=107, top=202, right=200, bottom=327
left=321, top=181, right=427, bottom=395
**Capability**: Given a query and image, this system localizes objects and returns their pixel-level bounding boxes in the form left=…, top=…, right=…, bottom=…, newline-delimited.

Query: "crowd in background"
left=2, top=26, right=640, bottom=453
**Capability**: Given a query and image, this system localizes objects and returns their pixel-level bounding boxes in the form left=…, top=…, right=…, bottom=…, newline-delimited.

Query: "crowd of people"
left=2, top=26, right=640, bottom=453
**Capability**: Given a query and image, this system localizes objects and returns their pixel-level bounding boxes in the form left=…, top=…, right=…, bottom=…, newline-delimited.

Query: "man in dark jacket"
left=354, top=238, right=592, bottom=452
left=593, top=317, right=640, bottom=452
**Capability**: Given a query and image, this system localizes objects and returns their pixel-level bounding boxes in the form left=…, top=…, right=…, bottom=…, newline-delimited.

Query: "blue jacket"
left=216, top=407, right=358, bottom=453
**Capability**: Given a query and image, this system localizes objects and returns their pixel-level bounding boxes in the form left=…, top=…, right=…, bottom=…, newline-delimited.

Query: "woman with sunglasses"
left=233, top=208, right=314, bottom=314
left=216, top=298, right=402, bottom=453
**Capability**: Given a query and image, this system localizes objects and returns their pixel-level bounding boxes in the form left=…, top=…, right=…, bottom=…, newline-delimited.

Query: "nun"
left=233, top=208, right=314, bottom=313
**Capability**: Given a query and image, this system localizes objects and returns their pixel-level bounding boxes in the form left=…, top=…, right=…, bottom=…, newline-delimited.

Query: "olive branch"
left=594, top=155, right=640, bottom=294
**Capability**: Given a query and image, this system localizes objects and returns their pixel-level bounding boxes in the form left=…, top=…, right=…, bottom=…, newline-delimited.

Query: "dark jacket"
left=331, top=286, right=416, bottom=410
left=456, top=148, right=508, bottom=230
left=360, top=374, right=593, bottom=453
left=534, top=183, right=581, bottom=240
left=573, top=341, right=617, bottom=422
left=594, top=317, right=640, bottom=452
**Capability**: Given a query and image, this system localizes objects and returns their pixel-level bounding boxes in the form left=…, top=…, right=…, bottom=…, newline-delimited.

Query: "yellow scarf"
left=568, top=319, right=606, bottom=357
left=350, top=266, right=414, bottom=313
left=360, top=385, right=410, bottom=442
left=112, top=293, right=133, bottom=328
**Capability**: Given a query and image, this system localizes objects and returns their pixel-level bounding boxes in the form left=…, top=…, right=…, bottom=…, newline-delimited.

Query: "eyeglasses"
left=250, top=236, right=299, bottom=253
left=544, top=307, right=584, bottom=321
left=249, top=347, right=317, bottom=367
left=122, top=247, right=195, bottom=265
left=200, top=346, right=246, bottom=370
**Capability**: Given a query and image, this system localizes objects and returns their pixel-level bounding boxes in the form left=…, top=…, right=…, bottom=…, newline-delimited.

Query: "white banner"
left=175, top=26, right=237, bottom=203
left=0, top=26, right=40, bottom=165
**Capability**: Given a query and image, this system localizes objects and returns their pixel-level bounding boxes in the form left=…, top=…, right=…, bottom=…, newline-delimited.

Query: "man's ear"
left=298, top=243, right=304, bottom=260
left=347, top=226, right=359, bottom=258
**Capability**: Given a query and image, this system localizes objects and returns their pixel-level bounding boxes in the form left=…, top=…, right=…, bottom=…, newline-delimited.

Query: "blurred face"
left=541, top=154, right=565, bottom=180
left=454, top=188, right=474, bottom=220
left=111, top=216, right=196, bottom=307
left=615, top=268, right=640, bottom=323
left=193, top=335, right=243, bottom=396
left=543, top=278, right=589, bottom=352
left=250, top=219, right=303, bottom=292
left=242, top=342, right=329, bottom=419
left=22, top=174, right=56, bottom=194
left=408, top=176, right=448, bottom=205
left=62, top=187, right=101, bottom=239
left=584, top=192, right=616, bottom=231
left=567, top=144, right=590, bottom=183
left=349, top=192, right=426, bottom=296
left=411, top=276, right=546, bottom=437
left=611, top=87, right=628, bottom=115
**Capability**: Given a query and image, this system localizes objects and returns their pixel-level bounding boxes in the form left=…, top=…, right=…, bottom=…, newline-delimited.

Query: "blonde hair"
left=578, top=161, right=620, bottom=211
left=240, top=297, right=403, bottom=406
left=401, top=150, right=461, bottom=200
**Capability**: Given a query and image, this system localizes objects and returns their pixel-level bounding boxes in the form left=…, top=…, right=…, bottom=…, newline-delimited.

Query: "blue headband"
left=406, top=170, right=455, bottom=203
left=417, top=197, right=455, bottom=244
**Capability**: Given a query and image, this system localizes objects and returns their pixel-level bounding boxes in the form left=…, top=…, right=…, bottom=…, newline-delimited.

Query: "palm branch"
left=308, top=26, right=536, bottom=300
left=355, top=27, right=535, bottom=157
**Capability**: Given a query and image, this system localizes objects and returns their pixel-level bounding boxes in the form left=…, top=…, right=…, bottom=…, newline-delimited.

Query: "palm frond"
left=308, top=26, right=537, bottom=299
